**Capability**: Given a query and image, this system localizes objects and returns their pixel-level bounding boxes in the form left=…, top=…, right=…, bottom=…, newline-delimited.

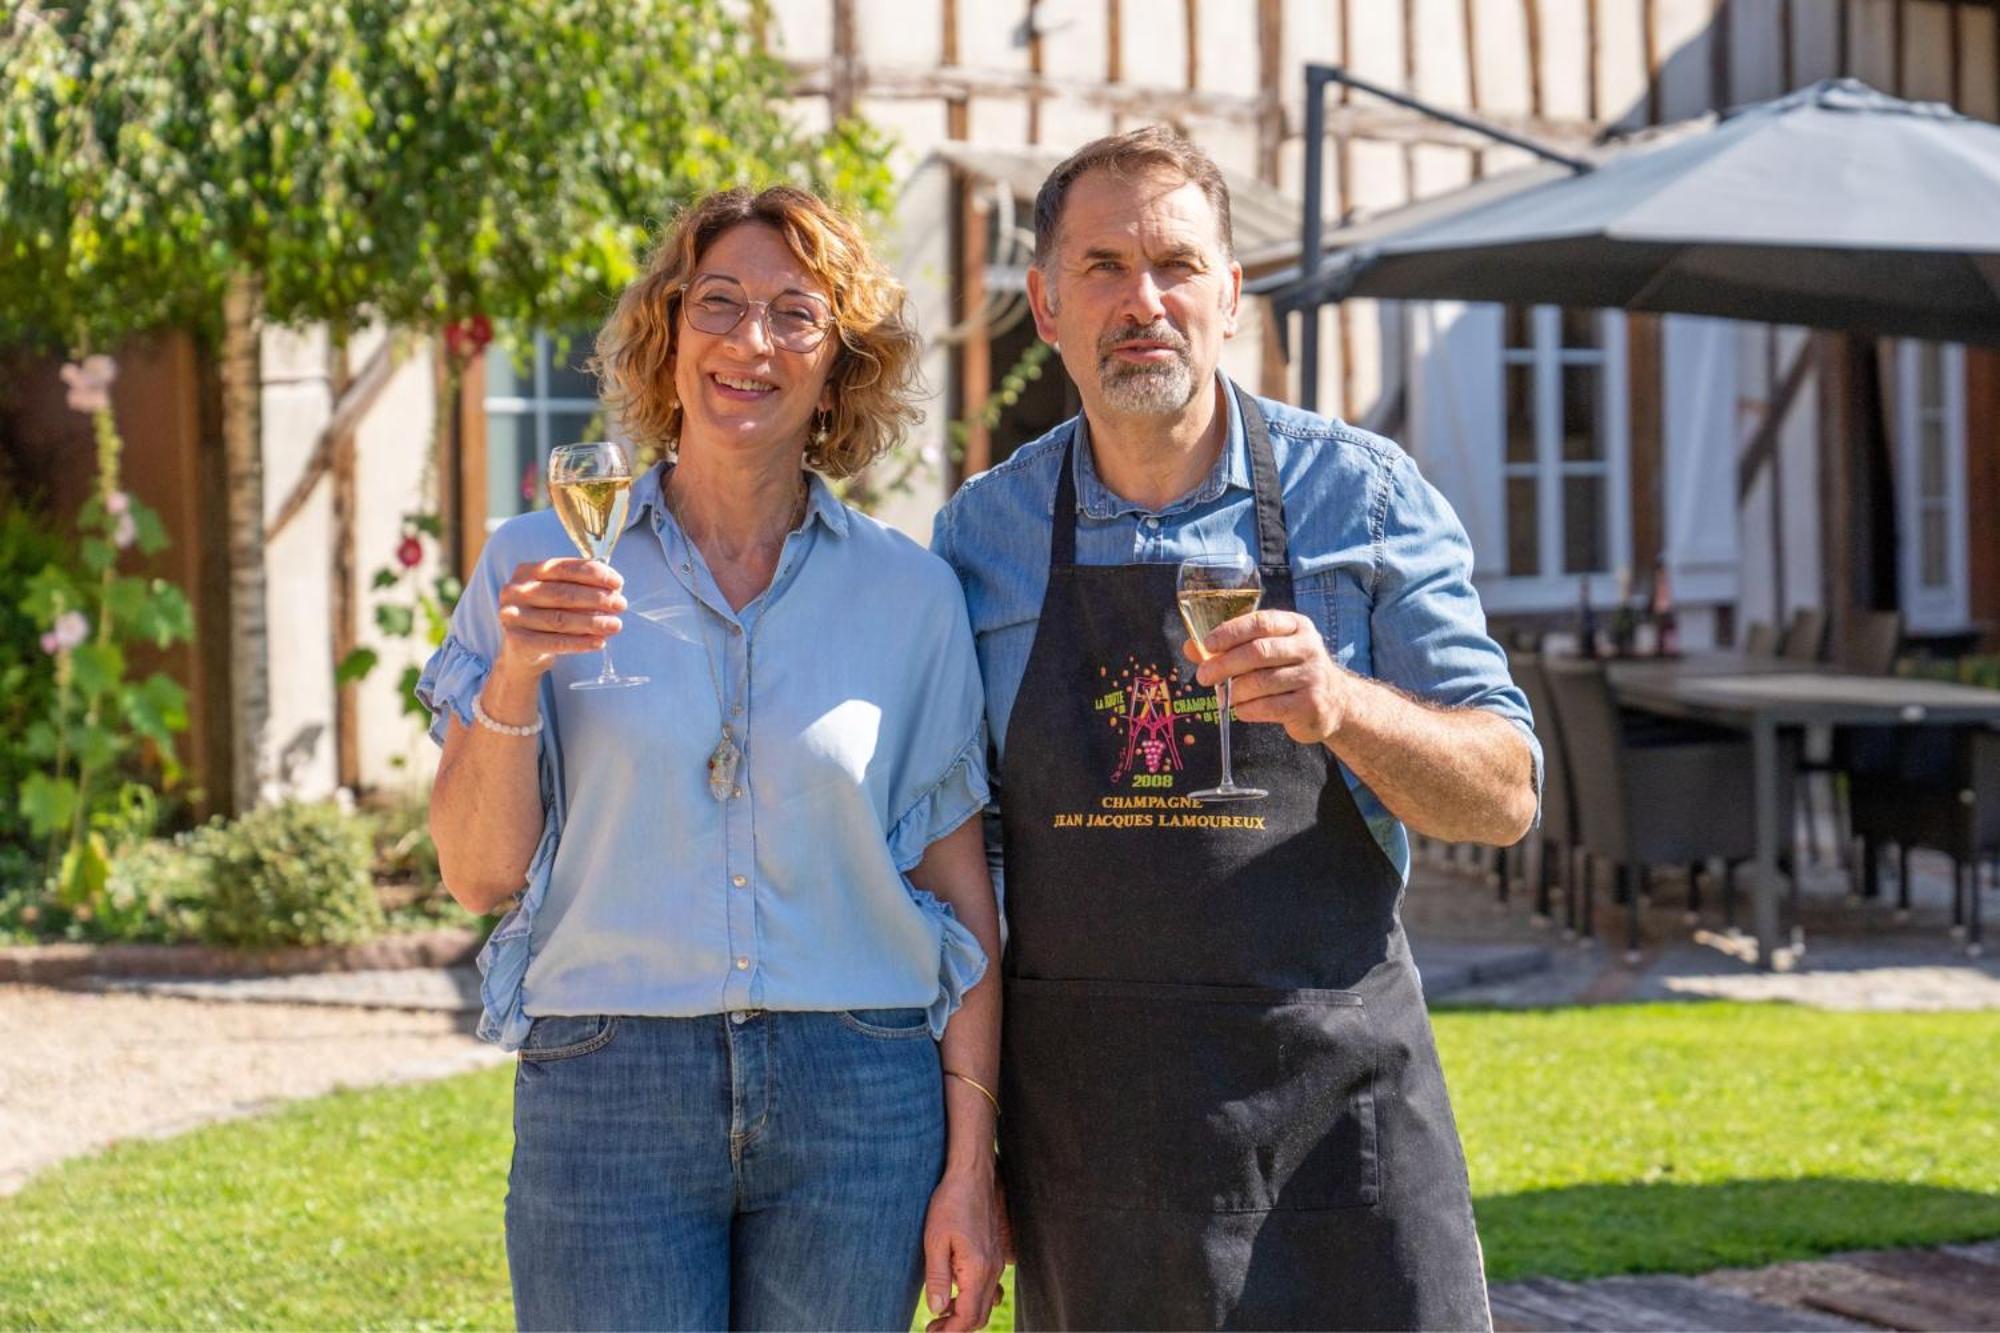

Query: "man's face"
left=1027, top=165, right=1242, bottom=423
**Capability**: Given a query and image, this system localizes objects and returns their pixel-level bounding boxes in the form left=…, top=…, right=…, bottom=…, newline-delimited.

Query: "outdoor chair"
left=1510, top=654, right=1578, bottom=932
left=1836, top=610, right=1903, bottom=676
left=1850, top=728, right=1996, bottom=955
left=1743, top=621, right=1779, bottom=658
left=1542, top=659, right=1759, bottom=959
left=1780, top=608, right=1828, bottom=663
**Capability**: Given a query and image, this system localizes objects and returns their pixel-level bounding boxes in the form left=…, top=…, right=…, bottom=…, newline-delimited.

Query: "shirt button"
left=732, top=786, right=744, bottom=799
left=1144, top=517, right=1161, bottom=529
left=731, top=624, right=743, bottom=635
left=735, top=956, right=749, bottom=970
left=732, top=874, right=747, bottom=887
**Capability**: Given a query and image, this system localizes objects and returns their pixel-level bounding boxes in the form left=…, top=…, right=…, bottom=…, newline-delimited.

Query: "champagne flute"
left=1177, top=553, right=1267, bottom=802
left=549, top=441, right=648, bottom=690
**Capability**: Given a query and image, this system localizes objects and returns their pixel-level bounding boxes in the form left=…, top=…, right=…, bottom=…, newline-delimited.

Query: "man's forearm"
left=1323, top=675, right=1536, bottom=846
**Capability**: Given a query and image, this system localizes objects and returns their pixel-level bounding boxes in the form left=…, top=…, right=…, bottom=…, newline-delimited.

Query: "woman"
left=420, top=186, right=1003, bottom=1333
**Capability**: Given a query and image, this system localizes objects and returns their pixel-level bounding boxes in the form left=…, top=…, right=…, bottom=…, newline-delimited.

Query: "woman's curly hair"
left=593, top=186, right=923, bottom=480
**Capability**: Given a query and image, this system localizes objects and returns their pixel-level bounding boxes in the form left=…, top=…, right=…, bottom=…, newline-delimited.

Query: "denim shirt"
left=930, top=375, right=1540, bottom=896
left=417, top=464, right=990, bottom=1050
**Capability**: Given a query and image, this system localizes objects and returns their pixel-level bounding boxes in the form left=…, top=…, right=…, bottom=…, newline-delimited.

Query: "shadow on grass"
left=1476, top=1176, right=2000, bottom=1282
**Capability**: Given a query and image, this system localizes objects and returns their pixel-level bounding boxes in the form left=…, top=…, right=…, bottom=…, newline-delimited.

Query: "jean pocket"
left=838, top=1007, right=932, bottom=1040
left=517, top=1014, right=620, bottom=1062
left=1001, top=977, right=1379, bottom=1213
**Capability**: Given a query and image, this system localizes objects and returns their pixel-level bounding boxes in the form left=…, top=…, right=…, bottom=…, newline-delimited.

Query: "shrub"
left=196, top=802, right=383, bottom=949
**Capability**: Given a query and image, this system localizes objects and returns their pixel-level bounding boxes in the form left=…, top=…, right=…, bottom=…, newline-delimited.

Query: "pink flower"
left=59, top=355, right=117, bottom=414
left=45, top=611, right=89, bottom=654
left=113, top=511, right=138, bottom=549
left=105, top=490, right=131, bottom=516
left=520, top=461, right=539, bottom=504
left=396, top=535, right=424, bottom=569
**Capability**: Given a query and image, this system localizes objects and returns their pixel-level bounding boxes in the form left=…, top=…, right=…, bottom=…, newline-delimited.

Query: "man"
left=931, top=126, right=1539, bottom=1331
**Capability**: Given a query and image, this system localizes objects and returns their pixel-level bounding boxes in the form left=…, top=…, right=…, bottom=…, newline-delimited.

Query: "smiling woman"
left=416, top=186, right=1004, bottom=1332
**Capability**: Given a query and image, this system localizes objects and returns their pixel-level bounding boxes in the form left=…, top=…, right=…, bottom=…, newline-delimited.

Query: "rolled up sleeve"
left=1371, top=455, right=1543, bottom=814
left=414, top=534, right=515, bottom=747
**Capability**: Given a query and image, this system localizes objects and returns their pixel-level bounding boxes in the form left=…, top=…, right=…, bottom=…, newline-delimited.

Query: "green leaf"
left=398, top=664, right=428, bottom=720
left=80, top=538, right=116, bottom=575
left=57, top=832, right=111, bottom=908
left=433, top=575, right=464, bottom=608
left=372, top=568, right=401, bottom=591
left=335, top=646, right=380, bottom=685
left=409, top=513, right=444, bottom=539
left=69, top=642, right=126, bottom=696
left=133, top=506, right=169, bottom=555
left=375, top=603, right=415, bottom=637
left=23, top=720, right=61, bottom=761
left=20, top=772, right=79, bottom=838
left=124, top=674, right=190, bottom=749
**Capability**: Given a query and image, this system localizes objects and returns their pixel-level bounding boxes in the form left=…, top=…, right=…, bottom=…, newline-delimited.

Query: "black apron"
left=998, top=384, right=1491, bottom=1331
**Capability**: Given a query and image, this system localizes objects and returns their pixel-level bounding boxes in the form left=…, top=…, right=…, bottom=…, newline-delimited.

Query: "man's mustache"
left=1097, top=322, right=1191, bottom=364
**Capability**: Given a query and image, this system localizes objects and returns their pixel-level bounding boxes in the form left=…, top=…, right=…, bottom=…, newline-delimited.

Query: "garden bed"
left=0, top=925, right=479, bottom=985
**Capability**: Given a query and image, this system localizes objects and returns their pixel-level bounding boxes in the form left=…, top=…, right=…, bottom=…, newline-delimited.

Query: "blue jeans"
left=505, top=1008, right=945, bottom=1331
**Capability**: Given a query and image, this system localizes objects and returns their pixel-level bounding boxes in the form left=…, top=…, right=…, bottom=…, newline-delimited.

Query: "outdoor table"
left=1607, top=656, right=2000, bottom=968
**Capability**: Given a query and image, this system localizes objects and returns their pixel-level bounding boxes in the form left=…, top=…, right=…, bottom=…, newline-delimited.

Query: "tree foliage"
left=0, top=0, right=894, bottom=350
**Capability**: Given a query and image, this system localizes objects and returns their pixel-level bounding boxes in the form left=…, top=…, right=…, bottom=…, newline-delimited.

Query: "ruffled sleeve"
left=884, top=567, right=994, bottom=1038
left=475, top=726, right=563, bottom=1049
left=414, top=528, right=519, bottom=747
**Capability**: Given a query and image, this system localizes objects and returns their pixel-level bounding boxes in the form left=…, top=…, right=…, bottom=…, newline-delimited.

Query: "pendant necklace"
left=668, top=472, right=811, bottom=801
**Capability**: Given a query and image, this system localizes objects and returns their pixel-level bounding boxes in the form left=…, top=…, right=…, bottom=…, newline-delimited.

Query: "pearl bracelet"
left=472, top=693, right=543, bottom=738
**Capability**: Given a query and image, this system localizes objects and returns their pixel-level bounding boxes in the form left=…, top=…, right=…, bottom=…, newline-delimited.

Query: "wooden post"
left=1256, top=0, right=1283, bottom=185
left=1967, top=348, right=2000, bottom=649
left=957, top=186, right=993, bottom=479
left=330, top=337, right=360, bottom=791
left=457, top=354, right=489, bottom=579
left=1463, top=0, right=1484, bottom=176
left=220, top=272, right=267, bottom=814
left=1628, top=315, right=1663, bottom=580
left=1711, top=0, right=1732, bottom=110
left=1643, top=0, right=1661, bottom=124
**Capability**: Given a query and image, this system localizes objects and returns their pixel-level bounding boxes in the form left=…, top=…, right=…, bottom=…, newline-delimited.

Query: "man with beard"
left=931, top=127, right=1539, bottom=1331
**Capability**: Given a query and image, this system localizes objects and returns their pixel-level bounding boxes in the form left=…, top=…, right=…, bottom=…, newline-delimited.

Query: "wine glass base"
left=569, top=675, right=649, bottom=691
left=1189, top=785, right=1268, bottom=803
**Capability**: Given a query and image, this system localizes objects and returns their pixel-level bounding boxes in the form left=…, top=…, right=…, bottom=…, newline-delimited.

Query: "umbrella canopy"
left=1264, top=79, right=2000, bottom=346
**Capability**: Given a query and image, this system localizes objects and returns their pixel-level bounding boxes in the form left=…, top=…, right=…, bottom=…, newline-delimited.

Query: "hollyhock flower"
left=443, top=314, right=494, bottom=362
left=59, top=355, right=117, bottom=414
left=521, top=461, right=539, bottom=504
left=48, top=610, right=89, bottom=653
left=396, top=535, right=424, bottom=569
left=113, top=511, right=138, bottom=548
left=105, top=490, right=131, bottom=516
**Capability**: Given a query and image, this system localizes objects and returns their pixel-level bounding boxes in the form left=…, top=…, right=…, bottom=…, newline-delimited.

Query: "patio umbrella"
left=1270, top=79, right=2000, bottom=347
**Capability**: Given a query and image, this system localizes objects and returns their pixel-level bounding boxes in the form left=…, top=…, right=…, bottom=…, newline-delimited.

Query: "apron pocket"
left=1002, top=976, right=1379, bottom=1213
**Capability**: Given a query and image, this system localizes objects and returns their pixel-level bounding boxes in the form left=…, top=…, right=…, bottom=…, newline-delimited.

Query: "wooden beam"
left=1586, top=0, right=1602, bottom=123
left=1027, top=0, right=1043, bottom=144
left=1950, top=0, right=1965, bottom=107
left=1643, top=0, right=1661, bottom=123
left=943, top=0, right=967, bottom=140
left=1628, top=315, right=1663, bottom=580
left=266, top=338, right=404, bottom=541
left=330, top=337, right=359, bottom=792
left=1185, top=0, right=1199, bottom=95
left=830, top=0, right=858, bottom=121
left=1966, top=347, right=2000, bottom=648
left=455, top=353, right=487, bottom=582
left=1257, top=0, right=1283, bottom=184
left=1737, top=335, right=1814, bottom=507
left=1818, top=332, right=1854, bottom=651
left=957, top=187, right=993, bottom=480
left=1780, top=0, right=1794, bottom=92
left=1524, top=0, right=1545, bottom=119
left=1838, top=0, right=1851, bottom=76
left=1401, top=0, right=1418, bottom=202
left=1892, top=0, right=1905, bottom=96
left=1463, top=0, right=1484, bottom=178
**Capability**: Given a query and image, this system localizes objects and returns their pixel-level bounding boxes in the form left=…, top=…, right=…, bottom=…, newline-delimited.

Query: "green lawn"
left=2, top=1003, right=1996, bottom=1328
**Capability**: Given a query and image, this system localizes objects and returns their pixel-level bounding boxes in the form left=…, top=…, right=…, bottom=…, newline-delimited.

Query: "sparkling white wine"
left=1178, top=587, right=1262, bottom=658
left=552, top=477, right=632, bottom=562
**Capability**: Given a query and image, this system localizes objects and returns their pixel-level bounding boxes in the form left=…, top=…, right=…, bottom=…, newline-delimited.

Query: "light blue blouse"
left=417, top=463, right=990, bottom=1050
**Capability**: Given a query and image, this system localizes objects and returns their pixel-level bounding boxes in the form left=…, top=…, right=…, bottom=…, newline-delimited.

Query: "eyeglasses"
left=680, top=275, right=834, bottom=353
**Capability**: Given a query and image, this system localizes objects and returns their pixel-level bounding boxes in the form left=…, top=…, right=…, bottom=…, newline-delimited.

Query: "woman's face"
left=672, top=223, right=839, bottom=462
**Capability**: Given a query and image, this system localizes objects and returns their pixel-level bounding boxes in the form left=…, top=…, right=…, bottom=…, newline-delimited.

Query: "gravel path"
left=0, top=983, right=508, bottom=1196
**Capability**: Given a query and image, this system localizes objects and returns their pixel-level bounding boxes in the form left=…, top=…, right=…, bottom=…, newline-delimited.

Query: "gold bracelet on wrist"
left=943, top=1069, right=1000, bottom=1116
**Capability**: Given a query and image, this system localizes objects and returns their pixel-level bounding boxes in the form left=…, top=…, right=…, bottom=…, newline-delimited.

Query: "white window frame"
left=1479, top=306, right=1631, bottom=615
left=484, top=330, right=602, bottom=531
left=1896, top=340, right=1969, bottom=633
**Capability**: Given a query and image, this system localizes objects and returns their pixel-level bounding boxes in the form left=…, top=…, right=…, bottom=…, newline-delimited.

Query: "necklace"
left=664, top=469, right=812, bottom=801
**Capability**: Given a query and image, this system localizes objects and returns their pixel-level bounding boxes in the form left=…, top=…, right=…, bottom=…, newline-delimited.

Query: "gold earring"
left=812, top=413, right=830, bottom=448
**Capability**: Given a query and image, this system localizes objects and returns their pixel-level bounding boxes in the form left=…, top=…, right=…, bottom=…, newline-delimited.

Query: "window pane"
left=1921, top=508, right=1947, bottom=588
left=1561, top=365, right=1601, bottom=461
left=1506, top=477, right=1540, bottom=577
left=487, top=412, right=536, bottom=520
left=546, top=333, right=599, bottom=401
left=1562, top=475, right=1606, bottom=574
left=547, top=411, right=600, bottom=452
left=1506, top=365, right=1536, bottom=464
left=1918, top=344, right=1944, bottom=412
left=1560, top=307, right=1599, bottom=351
left=1920, top=419, right=1947, bottom=498
left=1505, top=304, right=1534, bottom=352
left=486, top=345, right=529, bottom=399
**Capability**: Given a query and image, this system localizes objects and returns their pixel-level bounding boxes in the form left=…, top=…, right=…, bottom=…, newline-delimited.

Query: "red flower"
left=396, top=535, right=424, bottom=569
left=443, top=314, right=494, bottom=362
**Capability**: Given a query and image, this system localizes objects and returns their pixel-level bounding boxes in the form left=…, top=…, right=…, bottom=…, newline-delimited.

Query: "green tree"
left=1, top=0, right=892, bottom=812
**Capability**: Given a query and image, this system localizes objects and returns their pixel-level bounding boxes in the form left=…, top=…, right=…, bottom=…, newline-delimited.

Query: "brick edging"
left=0, top=928, right=482, bottom=985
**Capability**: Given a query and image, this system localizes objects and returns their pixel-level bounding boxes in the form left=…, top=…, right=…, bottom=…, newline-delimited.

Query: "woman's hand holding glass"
left=490, top=558, right=629, bottom=688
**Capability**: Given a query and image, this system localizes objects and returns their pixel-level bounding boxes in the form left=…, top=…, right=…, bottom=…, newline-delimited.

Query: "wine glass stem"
left=1215, top=678, right=1235, bottom=788
left=597, top=641, right=622, bottom=686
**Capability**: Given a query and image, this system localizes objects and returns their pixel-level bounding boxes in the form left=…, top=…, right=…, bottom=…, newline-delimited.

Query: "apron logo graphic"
left=1093, top=656, right=1215, bottom=790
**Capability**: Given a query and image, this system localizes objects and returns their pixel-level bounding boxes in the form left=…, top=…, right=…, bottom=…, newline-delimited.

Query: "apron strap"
left=1049, top=378, right=1293, bottom=572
